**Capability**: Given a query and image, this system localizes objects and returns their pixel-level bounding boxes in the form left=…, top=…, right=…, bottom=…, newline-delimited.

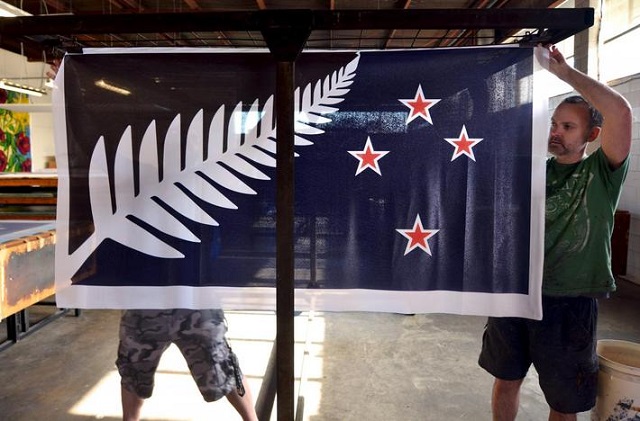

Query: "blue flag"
left=54, top=47, right=546, bottom=318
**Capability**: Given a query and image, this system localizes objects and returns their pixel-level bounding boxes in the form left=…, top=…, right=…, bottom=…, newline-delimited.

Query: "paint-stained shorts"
left=116, top=309, right=243, bottom=402
left=478, top=295, right=599, bottom=413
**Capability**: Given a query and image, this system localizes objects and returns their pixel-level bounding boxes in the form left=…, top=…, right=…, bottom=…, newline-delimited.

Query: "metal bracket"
left=260, top=10, right=313, bottom=62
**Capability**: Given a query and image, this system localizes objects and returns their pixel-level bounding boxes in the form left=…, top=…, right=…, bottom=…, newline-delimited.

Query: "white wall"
left=613, top=75, right=640, bottom=285
left=29, top=109, right=55, bottom=170
left=599, top=1, right=640, bottom=286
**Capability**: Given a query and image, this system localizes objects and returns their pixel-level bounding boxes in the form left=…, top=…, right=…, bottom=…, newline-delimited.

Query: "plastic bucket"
left=591, top=340, right=640, bottom=420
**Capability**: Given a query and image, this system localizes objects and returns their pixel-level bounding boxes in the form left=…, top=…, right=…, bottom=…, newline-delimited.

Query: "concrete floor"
left=1, top=279, right=639, bottom=421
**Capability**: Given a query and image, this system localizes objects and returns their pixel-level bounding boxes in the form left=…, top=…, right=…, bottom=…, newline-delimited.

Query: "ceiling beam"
left=119, top=0, right=144, bottom=10
left=442, top=0, right=515, bottom=47
left=0, top=8, right=594, bottom=34
left=182, top=0, right=200, bottom=10
left=42, top=0, right=67, bottom=13
left=106, top=0, right=125, bottom=11
left=0, top=34, right=51, bottom=61
left=384, top=0, right=411, bottom=49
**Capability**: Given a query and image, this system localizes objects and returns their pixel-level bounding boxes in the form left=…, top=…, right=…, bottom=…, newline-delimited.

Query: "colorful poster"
left=0, top=89, right=31, bottom=172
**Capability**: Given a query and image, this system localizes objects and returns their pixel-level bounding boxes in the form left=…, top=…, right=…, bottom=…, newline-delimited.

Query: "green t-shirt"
left=544, top=148, right=629, bottom=296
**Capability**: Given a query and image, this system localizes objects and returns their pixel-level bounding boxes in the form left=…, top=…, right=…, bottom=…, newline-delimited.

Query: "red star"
left=444, top=125, right=483, bottom=161
left=398, top=84, right=441, bottom=125
left=396, top=215, right=439, bottom=256
left=348, top=137, right=390, bottom=176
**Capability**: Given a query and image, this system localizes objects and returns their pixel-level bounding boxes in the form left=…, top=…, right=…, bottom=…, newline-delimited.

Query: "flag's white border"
left=54, top=46, right=545, bottom=320
left=528, top=47, right=549, bottom=320
left=56, top=285, right=541, bottom=318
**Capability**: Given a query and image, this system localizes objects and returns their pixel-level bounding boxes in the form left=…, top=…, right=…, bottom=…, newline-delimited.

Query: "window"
left=601, top=0, right=640, bottom=81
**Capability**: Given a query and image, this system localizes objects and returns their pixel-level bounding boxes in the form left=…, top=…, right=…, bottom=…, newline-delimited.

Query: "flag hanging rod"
left=0, top=8, right=594, bottom=36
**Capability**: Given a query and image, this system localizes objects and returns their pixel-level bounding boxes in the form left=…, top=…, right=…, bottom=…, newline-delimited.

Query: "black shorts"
left=478, top=295, right=599, bottom=413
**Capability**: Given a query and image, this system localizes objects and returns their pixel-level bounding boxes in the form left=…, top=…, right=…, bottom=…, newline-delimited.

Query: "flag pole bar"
left=262, top=14, right=313, bottom=421
left=275, top=59, right=296, bottom=421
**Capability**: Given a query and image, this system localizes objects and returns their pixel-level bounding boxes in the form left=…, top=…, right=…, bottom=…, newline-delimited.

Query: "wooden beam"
left=119, top=0, right=144, bottom=11
left=384, top=0, right=412, bottom=49
left=42, top=0, right=68, bottom=13
left=106, top=0, right=125, bottom=11
left=183, top=0, right=200, bottom=10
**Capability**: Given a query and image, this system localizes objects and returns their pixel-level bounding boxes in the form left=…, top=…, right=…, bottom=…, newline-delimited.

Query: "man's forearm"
left=556, top=61, right=632, bottom=168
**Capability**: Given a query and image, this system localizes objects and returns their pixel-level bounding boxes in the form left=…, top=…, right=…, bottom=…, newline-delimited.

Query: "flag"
left=53, top=46, right=546, bottom=318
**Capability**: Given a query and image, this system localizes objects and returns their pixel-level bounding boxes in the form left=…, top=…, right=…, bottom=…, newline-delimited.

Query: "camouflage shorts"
left=116, top=309, right=243, bottom=402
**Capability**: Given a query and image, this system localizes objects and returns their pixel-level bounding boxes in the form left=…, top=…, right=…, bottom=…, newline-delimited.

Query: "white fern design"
left=63, top=54, right=360, bottom=281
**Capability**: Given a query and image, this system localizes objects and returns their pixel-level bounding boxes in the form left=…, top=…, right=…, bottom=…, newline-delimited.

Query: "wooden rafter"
left=384, top=0, right=412, bottom=49
left=183, top=0, right=201, bottom=10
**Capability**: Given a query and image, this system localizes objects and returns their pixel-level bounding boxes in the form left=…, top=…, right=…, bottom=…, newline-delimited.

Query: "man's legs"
left=225, top=377, right=258, bottom=421
left=121, top=386, right=144, bottom=421
left=532, top=297, right=598, bottom=418
left=548, top=408, right=577, bottom=421
left=492, top=378, right=579, bottom=421
left=491, top=377, right=523, bottom=421
left=479, top=317, right=530, bottom=421
left=116, top=310, right=171, bottom=421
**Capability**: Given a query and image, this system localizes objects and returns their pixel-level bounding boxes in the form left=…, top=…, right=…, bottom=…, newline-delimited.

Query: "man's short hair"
left=560, top=95, right=604, bottom=129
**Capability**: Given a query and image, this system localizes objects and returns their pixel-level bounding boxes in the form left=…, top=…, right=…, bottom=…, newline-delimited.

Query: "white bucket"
left=591, top=339, right=640, bottom=421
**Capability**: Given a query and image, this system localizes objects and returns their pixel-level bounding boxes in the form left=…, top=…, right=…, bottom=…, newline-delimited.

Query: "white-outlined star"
left=398, top=84, right=441, bottom=125
left=347, top=137, right=390, bottom=176
left=396, top=214, right=439, bottom=256
left=444, top=125, right=483, bottom=161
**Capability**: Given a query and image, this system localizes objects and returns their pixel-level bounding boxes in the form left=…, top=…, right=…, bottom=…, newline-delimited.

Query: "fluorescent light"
left=0, top=79, right=46, bottom=96
left=0, top=1, right=31, bottom=17
left=95, top=79, right=131, bottom=96
left=0, top=103, right=52, bottom=112
left=0, top=3, right=42, bottom=98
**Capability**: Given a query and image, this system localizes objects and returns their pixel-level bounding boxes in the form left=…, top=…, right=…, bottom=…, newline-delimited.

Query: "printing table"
left=0, top=220, right=73, bottom=351
left=0, top=173, right=57, bottom=220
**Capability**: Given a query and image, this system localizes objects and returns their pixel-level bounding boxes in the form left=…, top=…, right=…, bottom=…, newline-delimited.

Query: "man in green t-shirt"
left=478, top=44, right=632, bottom=420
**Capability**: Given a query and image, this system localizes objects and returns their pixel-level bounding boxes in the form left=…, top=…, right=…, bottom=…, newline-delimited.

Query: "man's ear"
left=587, top=126, right=601, bottom=143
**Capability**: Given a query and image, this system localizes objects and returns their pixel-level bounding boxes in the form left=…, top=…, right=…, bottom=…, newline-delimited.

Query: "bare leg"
left=492, top=378, right=524, bottom=421
left=121, top=386, right=144, bottom=421
left=226, top=377, right=258, bottom=421
left=549, top=408, right=577, bottom=421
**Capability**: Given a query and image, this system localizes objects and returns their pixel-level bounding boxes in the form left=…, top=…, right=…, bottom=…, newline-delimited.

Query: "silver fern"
left=63, top=54, right=360, bottom=280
